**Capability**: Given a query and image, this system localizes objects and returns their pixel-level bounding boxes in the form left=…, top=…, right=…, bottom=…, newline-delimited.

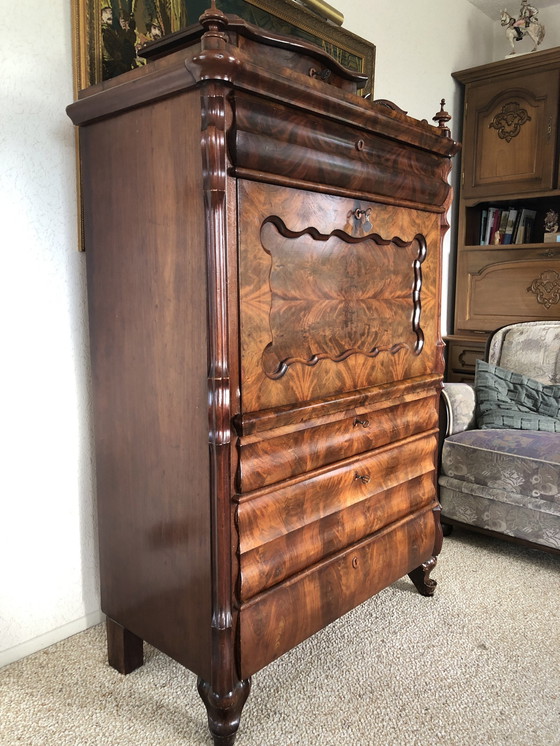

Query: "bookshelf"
left=446, top=48, right=560, bottom=382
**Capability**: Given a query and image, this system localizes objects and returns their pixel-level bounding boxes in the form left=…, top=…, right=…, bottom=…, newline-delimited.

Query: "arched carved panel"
left=463, top=257, right=560, bottom=330
left=459, top=68, right=558, bottom=197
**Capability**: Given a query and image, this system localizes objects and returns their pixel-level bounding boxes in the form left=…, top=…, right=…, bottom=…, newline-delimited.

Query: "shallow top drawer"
left=231, top=93, right=451, bottom=210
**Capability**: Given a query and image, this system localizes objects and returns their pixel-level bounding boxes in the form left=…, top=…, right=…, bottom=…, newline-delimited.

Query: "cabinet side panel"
left=80, top=91, right=212, bottom=678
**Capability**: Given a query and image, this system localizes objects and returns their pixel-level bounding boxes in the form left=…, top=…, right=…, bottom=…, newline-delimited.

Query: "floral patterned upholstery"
left=439, top=321, right=560, bottom=551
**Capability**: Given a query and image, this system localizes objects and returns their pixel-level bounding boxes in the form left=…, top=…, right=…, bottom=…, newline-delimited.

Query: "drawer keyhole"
left=354, top=472, right=370, bottom=484
left=352, top=556, right=359, bottom=569
left=353, top=417, right=370, bottom=428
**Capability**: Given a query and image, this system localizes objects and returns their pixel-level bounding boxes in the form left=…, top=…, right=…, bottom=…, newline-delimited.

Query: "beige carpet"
left=1, top=528, right=559, bottom=746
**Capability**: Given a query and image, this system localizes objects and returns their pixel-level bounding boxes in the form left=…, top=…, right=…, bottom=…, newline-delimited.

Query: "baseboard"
left=0, top=610, right=105, bottom=669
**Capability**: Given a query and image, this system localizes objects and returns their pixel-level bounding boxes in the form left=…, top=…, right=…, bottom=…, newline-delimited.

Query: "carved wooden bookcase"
left=67, top=6, right=458, bottom=745
left=447, top=48, right=560, bottom=382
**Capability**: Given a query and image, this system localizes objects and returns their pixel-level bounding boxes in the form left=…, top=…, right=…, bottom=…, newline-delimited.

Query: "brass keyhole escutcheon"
left=352, top=557, right=359, bottom=569
left=356, top=139, right=365, bottom=151
left=354, top=472, right=370, bottom=484
left=353, top=417, right=370, bottom=428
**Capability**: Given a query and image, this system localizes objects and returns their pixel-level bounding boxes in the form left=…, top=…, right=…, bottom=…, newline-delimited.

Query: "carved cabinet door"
left=461, top=69, right=559, bottom=198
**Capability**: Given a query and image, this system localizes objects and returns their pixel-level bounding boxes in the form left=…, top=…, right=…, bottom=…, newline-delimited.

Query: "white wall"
left=1, top=1, right=557, bottom=667
left=337, top=0, right=494, bottom=335
left=0, top=1, right=101, bottom=667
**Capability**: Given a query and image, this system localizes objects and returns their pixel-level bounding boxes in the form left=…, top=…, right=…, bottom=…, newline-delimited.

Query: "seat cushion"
left=439, top=429, right=560, bottom=549
left=440, top=429, right=560, bottom=503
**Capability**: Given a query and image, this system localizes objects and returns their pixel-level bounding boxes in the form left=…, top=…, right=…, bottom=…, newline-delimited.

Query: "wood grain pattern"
left=456, top=67, right=558, bottom=199
left=259, top=217, right=425, bottom=379
left=239, top=505, right=438, bottom=678
left=238, top=181, right=442, bottom=412
left=237, top=432, right=438, bottom=601
left=233, top=93, right=451, bottom=209
left=237, top=392, right=439, bottom=492
left=459, top=250, right=560, bottom=330
left=235, top=374, right=442, bottom=435
left=80, top=91, right=213, bottom=679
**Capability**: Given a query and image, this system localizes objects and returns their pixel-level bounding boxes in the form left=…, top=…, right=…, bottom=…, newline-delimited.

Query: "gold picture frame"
left=71, top=0, right=375, bottom=96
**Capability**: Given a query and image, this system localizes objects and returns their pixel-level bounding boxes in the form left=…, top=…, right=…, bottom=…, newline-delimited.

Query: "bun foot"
left=408, top=556, right=438, bottom=597
left=197, top=676, right=251, bottom=746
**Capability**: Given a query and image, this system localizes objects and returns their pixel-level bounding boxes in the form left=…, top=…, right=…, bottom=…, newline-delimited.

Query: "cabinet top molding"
left=453, top=46, right=560, bottom=84
left=67, top=12, right=458, bottom=162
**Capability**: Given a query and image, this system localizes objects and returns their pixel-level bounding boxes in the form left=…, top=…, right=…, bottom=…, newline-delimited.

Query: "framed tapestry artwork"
left=71, top=0, right=375, bottom=97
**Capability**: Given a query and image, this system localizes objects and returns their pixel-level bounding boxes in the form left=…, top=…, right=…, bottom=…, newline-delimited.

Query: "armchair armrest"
left=441, top=382, right=476, bottom=436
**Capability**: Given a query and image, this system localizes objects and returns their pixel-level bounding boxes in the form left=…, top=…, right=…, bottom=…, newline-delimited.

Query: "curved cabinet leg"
left=197, top=676, right=251, bottom=746
left=408, top=556, right=438, bottom=597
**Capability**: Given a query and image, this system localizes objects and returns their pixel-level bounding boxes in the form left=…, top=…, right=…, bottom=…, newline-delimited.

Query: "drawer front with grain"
left=232, top=93, right=452, bottom=209
left=236, top=431, right=438, bottom=602
left=237, top=391, right=439, bottom=492
left=238, top=504, right=438, bottom=678
left=455, top=249, right=560, bottom=333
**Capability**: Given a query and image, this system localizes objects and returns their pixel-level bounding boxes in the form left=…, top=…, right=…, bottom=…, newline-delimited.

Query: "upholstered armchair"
left=439, top=321, right=560, bottom=553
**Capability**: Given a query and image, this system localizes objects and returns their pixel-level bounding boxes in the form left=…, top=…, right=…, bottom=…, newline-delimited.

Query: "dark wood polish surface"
left=80, top=91, right=213, bottom=678
left=68, top=10, right=457, bottom=744
left=237, top=433, right=438, bottom=601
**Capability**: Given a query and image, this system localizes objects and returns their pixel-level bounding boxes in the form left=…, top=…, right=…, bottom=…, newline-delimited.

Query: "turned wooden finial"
left=199, top=0, right=228, bottom=32
left=433, top=99, right=451, bottom=137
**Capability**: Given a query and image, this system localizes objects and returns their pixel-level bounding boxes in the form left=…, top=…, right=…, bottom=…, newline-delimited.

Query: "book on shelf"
left=502, top=208, right=518, bottom=244
left=483, top=206, right=498, bottom=245
left=514, top=208, right=537, bottom=244
left=478, top=206, right=542, bottom=246
left=479, top=208, right=488, bottom=245
left=482, top=207, right=515, bottom=245
left=488, top=207, right=502, bottom=245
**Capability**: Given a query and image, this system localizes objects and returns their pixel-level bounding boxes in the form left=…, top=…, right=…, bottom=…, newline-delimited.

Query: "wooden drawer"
left=445, top=336, right=486, bottom=382
left=238, top=504, right=438, bottom=678
left=237, top=391, right=439, bottom=492
left=455, top=248, right=560, bottom=333
left=236, top=431, right=438, bottom=602
left=233, top=93, right=451, bottom=209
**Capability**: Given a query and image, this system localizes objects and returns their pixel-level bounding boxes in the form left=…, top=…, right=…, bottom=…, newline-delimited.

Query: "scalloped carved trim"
left=260, top=216, right=426, bottom=379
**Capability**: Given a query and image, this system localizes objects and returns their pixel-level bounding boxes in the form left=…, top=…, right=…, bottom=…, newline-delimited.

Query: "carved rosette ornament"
left=489, top=101, right=531, bottom=142
left=527, top=270, right=560, bottom=308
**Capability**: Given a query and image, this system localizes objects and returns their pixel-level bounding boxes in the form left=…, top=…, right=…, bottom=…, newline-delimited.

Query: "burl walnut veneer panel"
left=238, top=182, right=443, bottom=413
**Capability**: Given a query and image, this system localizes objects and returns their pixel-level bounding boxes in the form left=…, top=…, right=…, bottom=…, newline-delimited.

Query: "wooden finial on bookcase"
left=433, top=99, right=451, bottom=137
